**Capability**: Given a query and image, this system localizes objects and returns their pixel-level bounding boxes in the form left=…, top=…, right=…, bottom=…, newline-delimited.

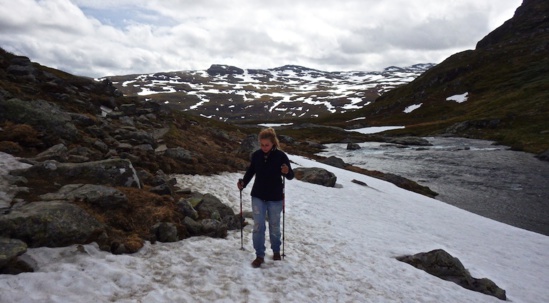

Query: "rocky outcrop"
left=40, top=184, right=128, bottom=209
left=0, top=98, right=80, bottom=142
left=0, top=201, right=104, bottom=248
left=294, top=167, right=337, bottom=187
left=397, top=249, right=506, bottom=300
left=14, top=158, right=141, bottom=189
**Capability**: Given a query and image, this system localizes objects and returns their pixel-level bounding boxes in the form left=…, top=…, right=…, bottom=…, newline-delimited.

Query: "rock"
left=183, top=217, right=202, bottom=235
left=39, top=184, right=128, bottom=209
left=0, top=237, right=27, bottom=269
left=397, top=249, right=506, bottom=300
left=151, top=222, right=178, bottom=242
left=347, top=143, right=361, bottom=150
left=294, top=167, right=337, bottom=187
left=69, top=113, right=97, bottom=127
left=149, top=183, right=173, bottom=196
left=278, top=135, right=295, bottom=145
left=93, top=140, right=109, bottom=153
left=195, top=193, right=238, bottom=230
left=13, top=158, right=141, bottom=188
left=164, top=147, right=194, bottom=163
left=176, top=198, right=199, bottom=220
left=0, top=201, right=104, bottom=248
left=32, top=143, right=68, bottom=162
left=201, top=219, right=228, bottom=238
left=351, top=179, right=368, bottom=186
left=320, top=156, right=347, bottom=168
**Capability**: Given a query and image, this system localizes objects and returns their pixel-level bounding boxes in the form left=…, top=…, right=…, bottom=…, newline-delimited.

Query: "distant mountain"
left=102, top=63, right=434, bottom=122
left=329, top=0, right=548, bottom=155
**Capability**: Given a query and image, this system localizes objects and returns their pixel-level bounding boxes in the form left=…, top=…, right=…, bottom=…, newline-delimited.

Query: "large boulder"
left=294, top=167, right=337, bottom=187
left=13, top=158, right=141, bottom=188
left=0, top=201, right=104, bottom=248
left=397, top=249, right=506, bottom=300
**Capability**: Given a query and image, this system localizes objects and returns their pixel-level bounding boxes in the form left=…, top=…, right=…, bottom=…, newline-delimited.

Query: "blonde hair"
left=258, top=127, right=280, bottom=149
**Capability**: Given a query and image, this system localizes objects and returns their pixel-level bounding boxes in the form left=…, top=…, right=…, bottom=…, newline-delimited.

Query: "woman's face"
left=260, top=138, right=273, bottom=153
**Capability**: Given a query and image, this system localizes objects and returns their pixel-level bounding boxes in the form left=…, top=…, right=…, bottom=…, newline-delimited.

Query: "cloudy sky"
left=1, top=0, right=521, bottom=78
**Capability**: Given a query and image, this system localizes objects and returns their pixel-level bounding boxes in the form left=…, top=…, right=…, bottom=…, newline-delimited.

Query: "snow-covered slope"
left=103, top=64, right=434, bottom=122
left=1, top=152, right=547, bottom=302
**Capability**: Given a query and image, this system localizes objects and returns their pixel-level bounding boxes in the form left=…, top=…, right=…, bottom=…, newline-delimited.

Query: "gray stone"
left=195, top=193, right=238, bottom=229
left=176, top=198, right=199, bottom=220
left=0, top=98, right=79, bottom=141
left=183, top=217, right=203, bottom=235
left=151, top=222, right=178, bottom=242
left=0, top=201, right=104, bottom=248
left=294, top=167, right=337, bottom=187
left=40, top=184, right=128, bottom=209
left=32, top=143, right=68, bottom=162
left=14, top=158, right=141, bottom=188
left=397, top=249, right=506, bottom=300
left=164, top=147, right=193, bottom=163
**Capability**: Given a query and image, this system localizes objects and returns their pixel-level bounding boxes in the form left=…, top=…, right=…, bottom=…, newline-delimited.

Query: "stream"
left=318, top=137, right=549, bottom=236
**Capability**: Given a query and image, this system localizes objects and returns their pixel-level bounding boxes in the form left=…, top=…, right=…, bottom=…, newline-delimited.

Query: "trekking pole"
left=282, top=176, right=286, bottom=259
left=239, top=179, right=245, bottom=251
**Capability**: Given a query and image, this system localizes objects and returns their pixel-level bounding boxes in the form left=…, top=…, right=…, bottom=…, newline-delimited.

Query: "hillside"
left=326, top=0, right=549, bottom=155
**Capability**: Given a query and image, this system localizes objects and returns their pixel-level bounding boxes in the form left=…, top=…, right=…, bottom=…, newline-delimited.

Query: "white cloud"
left=0, top=0, right=522, bottom=77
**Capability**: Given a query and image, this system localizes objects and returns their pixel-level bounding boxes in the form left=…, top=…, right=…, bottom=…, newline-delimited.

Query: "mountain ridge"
left=102, top=63, right=435, bottom=122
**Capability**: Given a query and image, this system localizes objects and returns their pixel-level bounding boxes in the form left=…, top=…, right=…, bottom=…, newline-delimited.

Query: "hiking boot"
left=273, top=252, right=281, bottom=261
left=251, top=257, right=264, bottom=268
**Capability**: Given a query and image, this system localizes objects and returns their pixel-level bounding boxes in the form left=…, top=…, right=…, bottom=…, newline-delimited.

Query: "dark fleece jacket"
left=242, top=148, right=294, bottom=201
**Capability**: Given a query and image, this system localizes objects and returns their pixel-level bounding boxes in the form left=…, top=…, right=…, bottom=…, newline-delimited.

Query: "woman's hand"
left=237, top=179, right=244, bottom=191
left=281, top=164, right=289, bottom=175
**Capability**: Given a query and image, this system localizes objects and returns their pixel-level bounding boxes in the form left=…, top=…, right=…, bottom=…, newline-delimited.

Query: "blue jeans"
left=251, top=196, right=283, bottom=258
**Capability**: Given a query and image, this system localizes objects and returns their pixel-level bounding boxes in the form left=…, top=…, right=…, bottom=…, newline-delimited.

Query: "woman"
left=237, top=127, right=294, bottom=268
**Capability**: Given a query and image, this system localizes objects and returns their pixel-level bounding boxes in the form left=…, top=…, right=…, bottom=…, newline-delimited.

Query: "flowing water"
left=318, top=137, right=549, bottom=236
